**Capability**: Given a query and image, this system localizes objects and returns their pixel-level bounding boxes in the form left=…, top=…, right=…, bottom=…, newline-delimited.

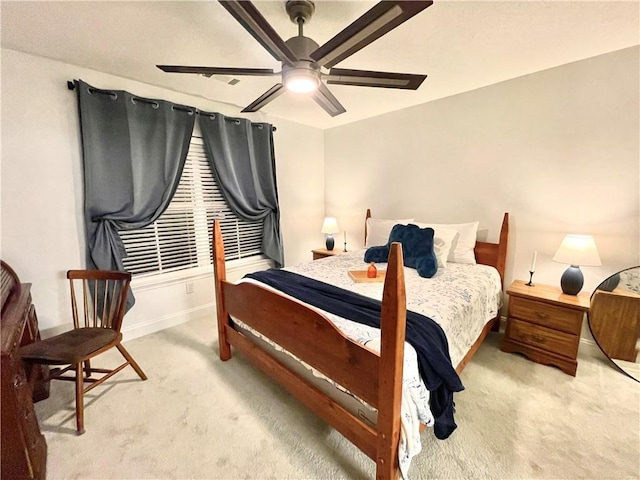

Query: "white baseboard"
left=40, top=303, right=216, bottom=342
left=121, top=303, right=215, bottom=342
left=578, top=337, right=606, bottom=358
left=499, top=315, right=507, bottom=332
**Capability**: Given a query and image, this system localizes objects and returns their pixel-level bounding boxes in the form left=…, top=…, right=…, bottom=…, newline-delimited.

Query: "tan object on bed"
left=349, top=269, right=387, bottom=283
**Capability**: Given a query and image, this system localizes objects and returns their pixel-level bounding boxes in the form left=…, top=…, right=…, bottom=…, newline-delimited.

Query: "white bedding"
left=234, top=249, right=502, bottom=478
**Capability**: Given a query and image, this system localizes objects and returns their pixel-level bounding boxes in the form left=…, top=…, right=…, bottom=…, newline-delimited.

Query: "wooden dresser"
left=501, top=280, right=590, bottom=376
left=1, top=261, right=48, bottom=480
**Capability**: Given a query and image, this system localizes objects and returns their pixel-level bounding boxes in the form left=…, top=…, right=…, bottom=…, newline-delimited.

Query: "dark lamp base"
left=560, top=265, right=584, bottom=295
left=325, top=235, right=335, bottom=251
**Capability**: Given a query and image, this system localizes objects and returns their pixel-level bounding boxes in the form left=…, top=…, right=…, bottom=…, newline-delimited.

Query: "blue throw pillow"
left=363, top=245, right=388, bottom=263
left=364, top=224, right=438, bottom=278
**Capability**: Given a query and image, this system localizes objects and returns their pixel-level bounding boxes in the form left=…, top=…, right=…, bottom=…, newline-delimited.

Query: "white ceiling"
left=2, top=1, right=639, bottom=129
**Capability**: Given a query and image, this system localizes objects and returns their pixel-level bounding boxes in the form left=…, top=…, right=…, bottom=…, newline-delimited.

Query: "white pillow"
left=416, top=221, right=479, bottom=264
left=433, top=237, right=448, bottom=269
left=412, top=224, right=458, bottom=268
left=365, top=218, right=414, bottom=247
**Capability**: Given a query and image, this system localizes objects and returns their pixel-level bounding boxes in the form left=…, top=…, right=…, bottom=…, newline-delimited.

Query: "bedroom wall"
left=1, top=48, right=325, bottom=337
left=324, top=46, right=639, bottom=299
left=3, top=46, right=638, bottom=343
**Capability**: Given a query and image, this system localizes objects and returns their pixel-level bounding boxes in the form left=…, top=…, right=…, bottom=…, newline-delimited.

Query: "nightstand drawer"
left=508, top=318, right=579, bottom=359
left=509, top=296, right=583, bottom=334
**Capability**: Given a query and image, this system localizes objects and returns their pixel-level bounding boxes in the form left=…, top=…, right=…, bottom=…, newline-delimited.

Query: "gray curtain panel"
left=76, top=79, right=195, bottom=308
left=199, top=113, right=284, bottom=268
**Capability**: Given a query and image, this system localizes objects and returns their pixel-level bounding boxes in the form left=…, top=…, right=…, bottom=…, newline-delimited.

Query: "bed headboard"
left=364, top=210, right=509, bottom=286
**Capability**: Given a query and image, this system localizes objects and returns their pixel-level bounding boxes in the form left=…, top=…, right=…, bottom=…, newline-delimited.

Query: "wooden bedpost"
left=376, top=242, right=406, bottom=480
left=496, top=212, right=509, bottom=287
left=491, top=212, right=509, bottom=332
left=212, top=220, right=232, bottom=361
left=364, top=208, right=372, bottom=245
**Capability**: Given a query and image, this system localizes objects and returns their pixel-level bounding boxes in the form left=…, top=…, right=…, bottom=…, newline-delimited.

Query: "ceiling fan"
left=157, top=0, right=433, bottom=117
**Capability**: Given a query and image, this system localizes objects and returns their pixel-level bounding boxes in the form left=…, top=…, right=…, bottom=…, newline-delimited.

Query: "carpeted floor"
left=35, top=316, right=640, bottom=479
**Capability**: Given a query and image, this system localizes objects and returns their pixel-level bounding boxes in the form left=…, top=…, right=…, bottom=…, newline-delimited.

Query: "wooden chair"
left=20, top=270, right=147, bottom=434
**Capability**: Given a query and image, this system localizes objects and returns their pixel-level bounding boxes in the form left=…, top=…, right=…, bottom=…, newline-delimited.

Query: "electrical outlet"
left=186, top=282, right=194, bottom=294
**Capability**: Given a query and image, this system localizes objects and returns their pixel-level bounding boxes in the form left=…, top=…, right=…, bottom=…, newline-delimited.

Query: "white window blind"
left=119, top=136, right=264, bottom=277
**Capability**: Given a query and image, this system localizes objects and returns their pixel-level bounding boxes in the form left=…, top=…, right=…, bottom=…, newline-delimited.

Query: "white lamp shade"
left=552, top=234, right=602, bottom=267
left=321, top=217, right=340, bottom=234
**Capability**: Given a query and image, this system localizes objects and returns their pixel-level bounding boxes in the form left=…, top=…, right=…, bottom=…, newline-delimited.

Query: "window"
left=119, top=136, right=264, bottom=278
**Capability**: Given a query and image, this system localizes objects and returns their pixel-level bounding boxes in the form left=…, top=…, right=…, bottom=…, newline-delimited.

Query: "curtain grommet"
left=131, top=96, right=159, bottom=109
left=88, top=87, right=117, bottom=100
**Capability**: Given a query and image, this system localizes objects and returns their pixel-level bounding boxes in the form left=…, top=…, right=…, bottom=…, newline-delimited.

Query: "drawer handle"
left=531, top=334, right=547, bottom=344
left=13, top=374, right=24, bottom=388
left=534, top=311, right=549, bottom=320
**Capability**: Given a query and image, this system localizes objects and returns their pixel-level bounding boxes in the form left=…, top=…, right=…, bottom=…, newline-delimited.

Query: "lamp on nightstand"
left=321, top=217, right=340, bottom=251
left=552, top=234, right=601, bottom=295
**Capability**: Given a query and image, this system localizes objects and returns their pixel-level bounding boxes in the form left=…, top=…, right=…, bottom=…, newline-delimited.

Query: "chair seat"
left=20, top=327, right=122, bottom=365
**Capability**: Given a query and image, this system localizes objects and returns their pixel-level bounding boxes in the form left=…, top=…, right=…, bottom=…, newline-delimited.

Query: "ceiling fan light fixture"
left=160, top=0, right=432, bottom=116
left=283, top=67, right=320, bottom=93
left=285, top=74, right=319, bottom=93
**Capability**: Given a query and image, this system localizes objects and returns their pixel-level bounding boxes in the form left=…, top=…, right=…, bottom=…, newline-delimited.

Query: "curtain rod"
left=67, top=81, right=276, bottom=131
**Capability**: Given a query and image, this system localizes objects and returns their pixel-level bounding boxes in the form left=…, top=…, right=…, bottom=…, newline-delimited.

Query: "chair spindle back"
left=67, top=270, right=131, bottom=331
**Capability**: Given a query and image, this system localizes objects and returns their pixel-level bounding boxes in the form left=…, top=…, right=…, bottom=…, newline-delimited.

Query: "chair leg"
left=84, top=359, right=92, bottom=378
left=75, top=363, right=85, bottom=435
left=116, top=343, right=147, bottom=380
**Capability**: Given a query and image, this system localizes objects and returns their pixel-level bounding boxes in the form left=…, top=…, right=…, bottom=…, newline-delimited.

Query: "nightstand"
left=500, top=280, right=590, bottom=376
left=312, top=248, right=342, bottom=260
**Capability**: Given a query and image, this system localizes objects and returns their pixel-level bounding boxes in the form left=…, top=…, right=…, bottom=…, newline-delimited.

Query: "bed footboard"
left=212, top=220, right=407, bottom=479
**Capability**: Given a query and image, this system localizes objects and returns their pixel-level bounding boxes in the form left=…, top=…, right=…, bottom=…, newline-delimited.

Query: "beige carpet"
left=35, top=316, right=640, bottom=479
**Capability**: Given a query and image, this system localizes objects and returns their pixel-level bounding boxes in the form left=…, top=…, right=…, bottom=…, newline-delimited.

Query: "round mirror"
left=588, top=266, right=640, bottom=382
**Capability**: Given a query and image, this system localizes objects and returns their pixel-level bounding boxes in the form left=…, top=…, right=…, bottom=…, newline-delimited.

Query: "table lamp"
left=552, top=234, right=601, bottom=295
left=321, top=217, right=340, bottom=250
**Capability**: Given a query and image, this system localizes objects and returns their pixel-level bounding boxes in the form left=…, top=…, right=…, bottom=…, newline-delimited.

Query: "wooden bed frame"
left=212, top=211, right=509, bottom=480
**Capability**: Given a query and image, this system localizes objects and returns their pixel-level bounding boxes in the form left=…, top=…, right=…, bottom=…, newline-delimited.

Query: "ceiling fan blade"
left=157, top=65, right=277, bottom=77
left=325, top=68, right=426, bottom=90
left=312, top=83, right=346, bottom=117
left=219, top=1, right=298, bottom=67
left=310, top=1, right=433, bottom=69
left=241, top=83, right=286, bottom=112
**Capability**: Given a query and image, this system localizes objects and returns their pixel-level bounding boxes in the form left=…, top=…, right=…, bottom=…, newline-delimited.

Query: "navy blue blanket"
left=245, top=268, right=464, bottom=440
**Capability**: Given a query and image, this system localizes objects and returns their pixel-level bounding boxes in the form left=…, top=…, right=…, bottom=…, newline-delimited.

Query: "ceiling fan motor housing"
left=285, top=35, right=319, bottom=62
